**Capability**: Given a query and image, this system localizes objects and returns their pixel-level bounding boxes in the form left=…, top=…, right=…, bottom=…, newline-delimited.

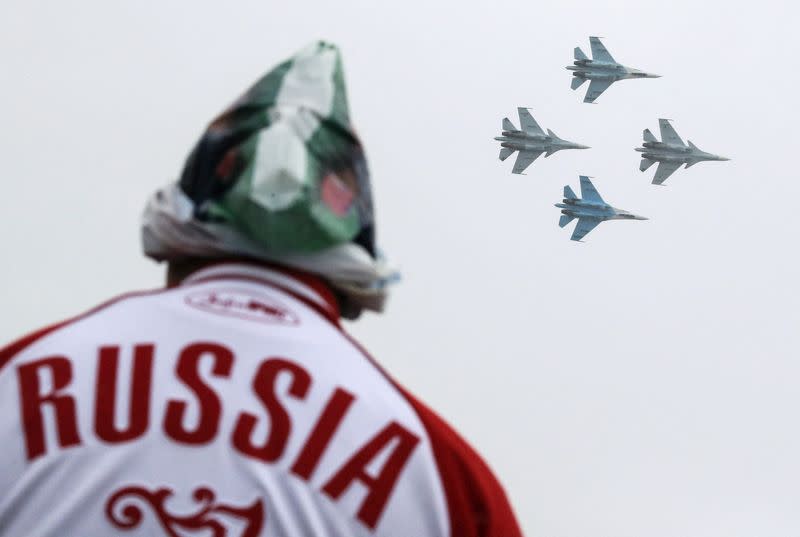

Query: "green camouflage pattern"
left=179, top=41, right=375, bottom=255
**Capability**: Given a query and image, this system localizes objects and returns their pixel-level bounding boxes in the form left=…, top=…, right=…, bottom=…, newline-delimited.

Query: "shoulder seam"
left=0, top=287, right=168, bottom=373
left=333, top=327, right=523, bottom=537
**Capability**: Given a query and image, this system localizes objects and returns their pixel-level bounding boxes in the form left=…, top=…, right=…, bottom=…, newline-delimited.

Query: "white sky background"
left=1, top=1, right=798, bottom=535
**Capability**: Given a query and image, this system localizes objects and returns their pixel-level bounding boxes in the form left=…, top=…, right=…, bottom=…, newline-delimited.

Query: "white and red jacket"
left=0, top=263, right=523, bottom=537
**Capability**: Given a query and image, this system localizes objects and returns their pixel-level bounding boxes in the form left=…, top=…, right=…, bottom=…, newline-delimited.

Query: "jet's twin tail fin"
left=563, top=185, right=578, bottom=200
left=502, top=118, right=516, bottom=132
left=570, top=76, right=587, bottom=90
left=640, top=158, right=656, bottom=171
left=559, top=214, right=576, bottom=228
left=643, top=129, right=657, bottom=143
left=499, top=147, right=515, bottom=161
left=574, top=47, right=588, bottom=61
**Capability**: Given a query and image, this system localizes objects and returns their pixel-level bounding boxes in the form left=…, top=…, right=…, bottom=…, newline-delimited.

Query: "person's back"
left=0, top=41, right=523, bottom=537
left=1, top=263, right=521, bottom=536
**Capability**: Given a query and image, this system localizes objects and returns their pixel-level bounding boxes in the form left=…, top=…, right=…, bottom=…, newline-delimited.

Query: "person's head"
left=142, top=41, right=396, bottom=318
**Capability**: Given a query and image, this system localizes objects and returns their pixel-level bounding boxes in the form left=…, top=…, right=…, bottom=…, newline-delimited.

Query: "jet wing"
left=517, top=108, right=544, bottom=136
left=589, top=37, right=616, bottom=63
left=579, top=175, right=606, bottom=204
left=659, top=119, right=685, bottom=146
left=652, top=161, right=682, bottom=185
left=584, top=79, right=613, bottom=103
left=571, top=218, right=602, bottom=241
left=512, top=150, right=543, bottom=174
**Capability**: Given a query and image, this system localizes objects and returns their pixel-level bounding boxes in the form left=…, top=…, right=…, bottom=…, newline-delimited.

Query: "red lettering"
left=232, top=358, right=311, bottom=462
left=291, top=388, right=355, bottom=480
left=17, top=357, right=81, bottom=460
left=322, top=422, right=420, bottom=529
left=94, top=344, right=154, bottom=443
left=164, top=342, right=233, bottom=444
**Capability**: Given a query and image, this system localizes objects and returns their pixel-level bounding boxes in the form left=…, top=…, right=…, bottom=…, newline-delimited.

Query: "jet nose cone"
left=718, top=156, right=731, bottom=161
left=563, top=141, right=590, bottom=150
left=635, top=215, right=649, bottom=220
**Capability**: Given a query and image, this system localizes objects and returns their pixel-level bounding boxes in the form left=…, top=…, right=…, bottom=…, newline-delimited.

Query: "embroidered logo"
left=105, top=485, right=264, bottom=537
left=185, top=288, right=299, bottom=325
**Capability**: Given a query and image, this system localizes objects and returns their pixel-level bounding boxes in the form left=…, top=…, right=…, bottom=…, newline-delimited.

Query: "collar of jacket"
left=180, top=261, right=341, bottom=326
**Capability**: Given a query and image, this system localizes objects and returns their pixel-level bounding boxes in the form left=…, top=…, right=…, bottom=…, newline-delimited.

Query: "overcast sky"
left=2, top=1, right=799, bottom=536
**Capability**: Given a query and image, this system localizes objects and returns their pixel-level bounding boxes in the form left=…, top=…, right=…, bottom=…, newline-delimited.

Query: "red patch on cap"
left=320, top=172, right=355, bottom=216
left=215, top=149, right=238, bottom=181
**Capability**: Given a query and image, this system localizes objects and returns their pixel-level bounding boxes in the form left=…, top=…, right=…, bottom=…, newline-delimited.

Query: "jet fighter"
left=567, top=37, right=660, bottom=103
left=636, top=119, right=730, bottom=185
left=556, top=175, right=647, bottom=241
left=495, top=107, right=589, bottom=174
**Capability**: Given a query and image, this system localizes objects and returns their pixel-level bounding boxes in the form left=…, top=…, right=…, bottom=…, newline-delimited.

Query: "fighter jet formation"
left=557, top=176, right=647, bottom=241
left=495, top=108, right=589, bottom=174
left=493, top=36, right=730, bottom=242
left=636, top=119, right=730, bottom=185
left=567, top=37, right=660, bottom=103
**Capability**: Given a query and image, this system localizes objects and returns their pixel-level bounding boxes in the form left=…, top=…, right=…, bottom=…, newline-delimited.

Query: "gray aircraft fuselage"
left=635, top=141, right=728, bottom=166
left=494, top=130, right=588, bottom=155
left=555, top=197, right=644, bottom=222
left=638, top=119, right=730, bottom=184
left=566, top=60, right=657, bottom=83
left=557, top=176, right=646, bottom=240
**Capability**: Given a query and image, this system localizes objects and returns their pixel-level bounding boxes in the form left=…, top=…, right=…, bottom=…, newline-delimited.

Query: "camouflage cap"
left=178, top=41, right=375, bottom=256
